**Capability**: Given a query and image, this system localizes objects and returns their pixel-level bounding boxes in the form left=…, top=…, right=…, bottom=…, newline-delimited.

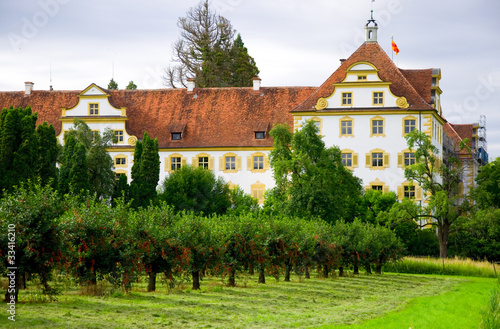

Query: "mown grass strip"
left=323, top=276, right=495, bottom=329
left=0, top=273, right=494, bottom=329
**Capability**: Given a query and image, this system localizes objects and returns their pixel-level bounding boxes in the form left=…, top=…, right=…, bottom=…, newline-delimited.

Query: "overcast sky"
left=1, top=0, right=499, bottom=159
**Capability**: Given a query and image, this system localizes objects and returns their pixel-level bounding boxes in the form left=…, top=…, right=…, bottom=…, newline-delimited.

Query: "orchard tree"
left=130, top=132, right=160, bottom=209
left=0, top=183, right=67, bottom=302
left=0, top=106, right=39, bottom=194
left=158, top=165, right=231, bottom=215
left=269, top=120, right=362, bottom=223
left=164, top=0, right=259, bottom=88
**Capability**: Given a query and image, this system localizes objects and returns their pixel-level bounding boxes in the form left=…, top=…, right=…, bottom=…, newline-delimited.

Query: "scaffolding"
left=477, top=115, right=488, bottom=166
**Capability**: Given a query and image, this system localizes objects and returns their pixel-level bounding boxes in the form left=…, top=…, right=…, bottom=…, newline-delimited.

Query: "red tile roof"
left=0, top=87, right=316, bottom=148
left=444, top=123, right=474, bottom=156
left=292, top=42, right=434, bottom=112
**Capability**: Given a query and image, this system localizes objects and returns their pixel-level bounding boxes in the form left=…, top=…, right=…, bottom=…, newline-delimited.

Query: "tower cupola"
left=365, top=11, right=378, bottom=43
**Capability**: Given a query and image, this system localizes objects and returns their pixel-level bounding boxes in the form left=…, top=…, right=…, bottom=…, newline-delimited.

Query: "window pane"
left=372, top=153, right=383, bottom=167
left=405, top=119, right=416, bottom=134
left=372, top=120, right=383, bottom=135
left=341, top=153, right=352, bottom=167
left=342, top=93, right=352, bottom=105
left=404, top=186, right=416, bottom=198
left=341, top=121, right=352, bottom=135
left=373, top=92, right=383, bottom=105
left=404, top=152, right=415, bottom=166
left=199, top=157, right=209, bottom=169
left=255, top=131, right=265, bottom=139
left=171, top=133, right=182, bottom=140
left=372, top=185, right=383, bottom=191
left=253, top=156, right=264, bottom=170
left=171, top=157, right=181, bottom=171
left=225, top=156, right=236, bottom=170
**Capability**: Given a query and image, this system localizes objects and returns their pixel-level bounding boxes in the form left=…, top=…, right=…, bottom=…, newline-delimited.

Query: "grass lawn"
left=0, top=273, right=495, bottom=328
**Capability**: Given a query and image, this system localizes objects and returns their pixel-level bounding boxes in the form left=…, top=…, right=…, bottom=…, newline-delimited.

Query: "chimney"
left=339, top=59, right=346, bottom=64
left=187, top=78, right=195, bottom=92
left=252, top=77, right=261, bottom=91
left=25, top=81, right=34, bottom=95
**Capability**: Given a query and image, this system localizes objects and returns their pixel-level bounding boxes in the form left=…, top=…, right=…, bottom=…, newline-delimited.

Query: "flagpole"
left=391, top=35, right=394, bottom=61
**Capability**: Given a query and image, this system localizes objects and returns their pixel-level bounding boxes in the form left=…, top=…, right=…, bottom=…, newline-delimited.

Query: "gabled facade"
left=0, top=18, right=486, bottom=204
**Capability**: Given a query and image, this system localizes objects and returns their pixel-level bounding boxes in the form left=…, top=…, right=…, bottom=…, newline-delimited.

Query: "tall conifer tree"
left=130, top=132, right=160, bottom=208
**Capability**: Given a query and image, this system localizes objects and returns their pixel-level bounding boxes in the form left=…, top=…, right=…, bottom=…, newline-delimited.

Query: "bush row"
left=0, top=184, right=403, bottom=298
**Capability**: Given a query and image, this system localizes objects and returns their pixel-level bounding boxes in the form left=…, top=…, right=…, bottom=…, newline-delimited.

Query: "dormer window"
left=255, top=131, right=265, bottom=139
left=254, top=122, right=269, bottom=140
left=170, top=123, right=186, bottom=141
left=358, top=75, right=367, bottom=81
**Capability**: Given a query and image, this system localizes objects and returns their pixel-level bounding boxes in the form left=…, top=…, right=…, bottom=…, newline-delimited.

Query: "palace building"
left=0, top=17, right=487, bottom=203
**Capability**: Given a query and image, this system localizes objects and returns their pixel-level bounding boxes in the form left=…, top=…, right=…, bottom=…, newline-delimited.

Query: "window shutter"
left=247, top=156, right=253, bottom=171
left=209, top=157, right=215, bottom=171
left=397, top=186, right=403, bottom=200
left=383, top=185, right=389, bottom=194
left=264, top=155, right=270, bottom=170
left=353, top=154, right=358, bottom=167
left=365, top=154, right=371, bottom=167
left=236, top=156, right=242, bottom=171
left=181, top=157, right=187, bottom=167
left=219, top=157, right=224, bottom=171
left=384, top=153, right=390, bottom=167
left=192, top=157, right=197, bottom=167
left=416, top=186, right=423, bottom=200
left=165, top=157, right=170, bottom=172
left=398, top=153, right=403, bottom=167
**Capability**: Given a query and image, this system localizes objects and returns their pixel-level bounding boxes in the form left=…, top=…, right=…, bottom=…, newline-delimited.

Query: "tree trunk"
left=438, top=221, right=450, bottom=258
left=249, top=264, right=254, bottom=275
left=258, top=265, right=265, bottom=284
left=365, top=263, right=372, bottom=274
left=284, top=262, right=291, bottom=282
left=192, top=271, right=200, bottom=290
left=375, top=264, right=382, bottom=275
left=228, top=267, right=236, bottom=287
left=339, top=266, right=344, bottom=277
left=147, top=272, right=156, bottom=292
left=19, top=271, right=26, bottom=290
left=305, top=266, right=310, bottom=279
left=323, top=265, right=329, bottom=279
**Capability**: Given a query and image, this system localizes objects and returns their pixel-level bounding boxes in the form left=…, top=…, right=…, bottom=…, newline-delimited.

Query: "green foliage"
left=130, top=132, right=160, bottom=209
left=357, top=189, right=397, bottom=224
left=0, top=106, right=39, bottom=194
left=60, top=119, right=115, bottom=200
left=0, top=182, right=67, bottom=300
left=480, top=279, right=500, bottom=329
left=474, top=157, right=500, bottom=209
left=227, top=186, right=259, bottom=216
left=451, top=209, right=500, bottom=262
left=269, top=121, right=362, bottom=223
left=165, top=0, right=259, bottom=88
left=108, top=78, right=118, bottom=90
left=36, top=122, right=59, bottom=187
left=158, top=165, right=231, bottom=215
left=404, top=129, right=464, bottom=258
left=125, top=81, right=137, bottom=90
left=60, top=198, right=133, bottom=285
left=111, top=174, right=130, bottom=206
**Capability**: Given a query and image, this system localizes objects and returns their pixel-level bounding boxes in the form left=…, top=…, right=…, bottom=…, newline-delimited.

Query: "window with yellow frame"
left=402, top=116, right=417, bottom=136
left=370, top=116, right=386, bottom=137
left=365, top=179, right=390, bottom=193
left=89, top=103, right=99, bottom=115
left=339, top=117, right=354, bottom=137
left=372, top=92, right=384, bottom=106
left=219, top=153, right=241, bottom=173
left=113, top=154, right=127, bottom=168
left=251, top=181, right=266, bottom=204
left=365, top=149, right=389, bottom=170
left=341, top=149, right=358, bottom=170
left=247, top=152, right=269, bottom=173
left=166, top=153, right=187, bottom=173
left=192, top=153, right=214, bottom=170
left=397, top=181, right=423, bottom=201
left=397, top=149, right=416, bottom=168
left=341, top=92, right=352, bottom=106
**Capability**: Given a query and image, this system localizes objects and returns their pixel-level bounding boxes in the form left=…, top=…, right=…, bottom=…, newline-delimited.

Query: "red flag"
left=392, top=40, right=400, bottom=55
